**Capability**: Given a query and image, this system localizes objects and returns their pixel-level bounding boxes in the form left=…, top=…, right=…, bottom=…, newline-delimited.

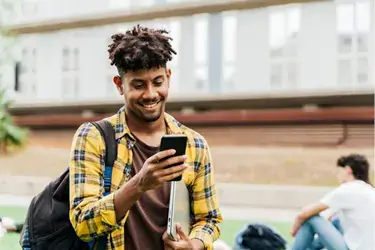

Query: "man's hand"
left=290, top=217, right=303, bottom=237
left=163, top=224, right=203, bottom=250
left=135, top=149, right=188, bottom=192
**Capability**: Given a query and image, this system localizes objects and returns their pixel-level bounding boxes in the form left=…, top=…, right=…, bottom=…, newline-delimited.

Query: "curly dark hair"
left=337, top=154, right=371, bottom=184
left=108, top=24, right=177, bottom=75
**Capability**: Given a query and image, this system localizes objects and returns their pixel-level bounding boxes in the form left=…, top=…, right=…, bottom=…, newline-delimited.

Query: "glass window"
left=337, top=4, right=354, bottom=34
left=338, top=34, right=353, bottom=54
left=338, top=59, right=352, bottom=86
left=287, top=62, right=298, bottom=86
left=21, top=48, right=28, bottom=73
left=270, top=63, right=283, bottom=86
left=269, top=11, right=286, bottom=58
left=357, top=57, right=368, bottom=84
left=62, top=48, right=69, bottom=71
left=31, top=48, right=37, bottom=73
left=356, top=2, right=370, bottom=33
left=73, top=48, right=79, bottom=71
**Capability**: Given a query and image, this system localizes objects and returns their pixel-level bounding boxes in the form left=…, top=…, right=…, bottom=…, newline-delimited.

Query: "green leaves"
left=0, top=88, right=28, bottom=154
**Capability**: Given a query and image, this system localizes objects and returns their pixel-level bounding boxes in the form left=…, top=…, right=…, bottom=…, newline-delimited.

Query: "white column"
left=207, top=13, right=223, bottom=93
left=235, top=9, right=269, bottom=93
left=178, top=17, right=195, bottom=94
left=298, top=2, right=337, bottom=91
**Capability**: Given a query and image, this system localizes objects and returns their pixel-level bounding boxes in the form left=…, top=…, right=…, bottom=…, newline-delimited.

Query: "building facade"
left=0, top=0, right=373, bottom=102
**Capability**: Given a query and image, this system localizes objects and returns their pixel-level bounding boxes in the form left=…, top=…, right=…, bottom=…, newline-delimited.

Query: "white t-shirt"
left=321, top=180, right=375, bottom=250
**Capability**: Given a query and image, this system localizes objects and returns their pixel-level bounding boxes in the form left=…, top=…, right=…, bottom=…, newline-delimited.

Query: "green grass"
left=0, top=206, right=293, bottom=249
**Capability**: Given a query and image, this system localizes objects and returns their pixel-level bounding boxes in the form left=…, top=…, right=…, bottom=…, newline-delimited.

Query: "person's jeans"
left=291, top=215, right=348, bottom=250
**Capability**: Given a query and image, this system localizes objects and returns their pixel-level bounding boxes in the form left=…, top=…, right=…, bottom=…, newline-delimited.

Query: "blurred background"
left=0, top=0, right=374, bottom=249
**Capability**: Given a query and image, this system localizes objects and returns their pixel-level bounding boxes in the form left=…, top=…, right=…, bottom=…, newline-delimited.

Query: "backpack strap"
left=90, top=120, right=117, bottom=250
left=92, top=120, right=117, bottom=196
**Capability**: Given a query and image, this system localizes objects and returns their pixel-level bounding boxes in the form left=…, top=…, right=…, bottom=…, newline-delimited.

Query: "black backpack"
left=233, top=223, right=287, bottom=250
left=19, top=120, right=117, bottom=250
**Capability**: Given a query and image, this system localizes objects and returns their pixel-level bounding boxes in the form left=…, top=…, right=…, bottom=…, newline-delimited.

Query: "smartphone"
left=159, top=134, right=188, bottom=181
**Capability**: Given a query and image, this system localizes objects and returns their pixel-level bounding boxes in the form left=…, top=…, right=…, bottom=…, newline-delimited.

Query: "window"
left=270, top=63, right=283, bottom=86
left=336, top=1, right=371, bottom=86
left=18, top=47, right=37, bottom=95
left=62, top=48, right=69, bottom=71
left=269, top=6, right=301, bottom=88
left=338, top=59, right=352, bottom=86
left=61, top=47, right=80, bottom=99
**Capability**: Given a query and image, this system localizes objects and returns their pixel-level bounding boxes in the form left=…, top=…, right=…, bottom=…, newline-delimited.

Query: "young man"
left=69, top=25, right=222, bottom=250
left=291, top=154, right=375, bottom=250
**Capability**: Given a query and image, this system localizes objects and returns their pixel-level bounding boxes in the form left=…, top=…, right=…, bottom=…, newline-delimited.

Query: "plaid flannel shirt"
left=69, top=106, right=223, bottom=250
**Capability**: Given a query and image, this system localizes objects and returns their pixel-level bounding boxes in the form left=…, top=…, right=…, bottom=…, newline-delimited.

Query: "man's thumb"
left=176, top=223, right=188, bottom=239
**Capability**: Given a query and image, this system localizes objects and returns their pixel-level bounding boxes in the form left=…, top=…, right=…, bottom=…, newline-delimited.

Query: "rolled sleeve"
left=190, top=137, right=223, bottom=250
left=69, top=122, right=124, bottom=242
left=190, top=221, right=220, bottom=250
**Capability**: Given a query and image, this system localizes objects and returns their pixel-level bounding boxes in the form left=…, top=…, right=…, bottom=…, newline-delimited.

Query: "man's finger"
left=156, top=164, right=188, bottom=177
left=161, top=169, right=187, bottom=182
left=162, top=230, right=169, bottom=241
left=148, top=149, right=176, bottom=163
left=155, top=154, right=187, bottom=170
left=176, top=223, right=189, bottom=240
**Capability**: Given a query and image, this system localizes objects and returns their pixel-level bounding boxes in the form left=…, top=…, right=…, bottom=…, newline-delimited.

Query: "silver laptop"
left=167, top=180, right=191, bottom=241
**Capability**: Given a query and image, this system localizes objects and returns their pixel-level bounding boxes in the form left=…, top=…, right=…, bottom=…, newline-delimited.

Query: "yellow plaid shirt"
left=69, top=106, right=223, bottom=250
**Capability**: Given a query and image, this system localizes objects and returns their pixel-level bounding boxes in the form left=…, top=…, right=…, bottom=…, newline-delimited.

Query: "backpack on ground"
left=233, top=222, right=287, bottom=250
left=19, top=120, right=117, bottom=250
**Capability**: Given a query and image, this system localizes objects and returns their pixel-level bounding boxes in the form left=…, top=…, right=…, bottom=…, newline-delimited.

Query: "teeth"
left=142, top=102, right=158, bottom=108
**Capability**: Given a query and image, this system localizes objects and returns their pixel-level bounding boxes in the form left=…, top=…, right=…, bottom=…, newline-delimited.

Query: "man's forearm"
left=113, top=176, right=143, bottom=221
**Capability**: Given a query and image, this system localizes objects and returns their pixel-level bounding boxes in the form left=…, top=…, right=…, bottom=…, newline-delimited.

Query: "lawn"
left=0, top=206, right=293, bottom=249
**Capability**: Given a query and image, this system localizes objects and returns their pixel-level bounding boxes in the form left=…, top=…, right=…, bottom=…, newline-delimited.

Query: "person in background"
left=0, top=217, right=23, bottom=238
left=69, top=25, right=222, bottom=250
left=291, top=154, right=375, bottom=250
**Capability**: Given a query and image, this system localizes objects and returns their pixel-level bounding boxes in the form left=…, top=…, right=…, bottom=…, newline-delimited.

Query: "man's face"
left=114, top=67, right=171, bottom=123
left=337, top=166, right=353, bottom=184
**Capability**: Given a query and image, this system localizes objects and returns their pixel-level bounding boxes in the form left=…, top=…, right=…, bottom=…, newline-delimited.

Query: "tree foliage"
left=0, top=88, right=28, bottom=154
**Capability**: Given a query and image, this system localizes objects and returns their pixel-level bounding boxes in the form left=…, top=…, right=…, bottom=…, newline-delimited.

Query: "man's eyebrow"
left=130, top=78, right=146, bottom=84
left=152, top=75, right=164, bottom=81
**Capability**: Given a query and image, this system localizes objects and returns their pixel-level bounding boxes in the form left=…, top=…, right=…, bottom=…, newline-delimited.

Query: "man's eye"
left=154, top=81, right=163, bottom=86
left=133, top=84, right=143, bottom=89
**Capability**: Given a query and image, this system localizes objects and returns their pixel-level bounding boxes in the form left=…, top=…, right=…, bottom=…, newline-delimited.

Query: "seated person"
left=0, top=217, right=23, bottom=237
left=291, top=154, right=375, bottom=250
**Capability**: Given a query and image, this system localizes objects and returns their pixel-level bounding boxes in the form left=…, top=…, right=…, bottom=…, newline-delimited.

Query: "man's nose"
left=143, top=84, right=158, bottom=99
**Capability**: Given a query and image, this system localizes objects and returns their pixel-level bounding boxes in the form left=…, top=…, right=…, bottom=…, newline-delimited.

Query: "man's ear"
left=113, top=75, right=124, bottom=95
left=345, top=166, right=353, bottom=176
left=166, top=68, right=172, bottom=88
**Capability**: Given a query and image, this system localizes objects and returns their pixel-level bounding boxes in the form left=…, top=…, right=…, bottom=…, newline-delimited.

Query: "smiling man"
left=69, top=25, right=222, bottom=250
